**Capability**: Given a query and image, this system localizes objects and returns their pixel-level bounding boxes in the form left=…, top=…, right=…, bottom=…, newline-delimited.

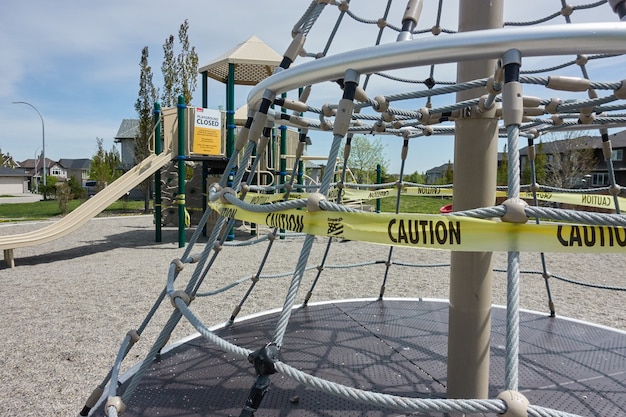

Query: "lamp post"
left=33, top=147, right=41, bottom=194
left=12, top=101, right=46, bottom=187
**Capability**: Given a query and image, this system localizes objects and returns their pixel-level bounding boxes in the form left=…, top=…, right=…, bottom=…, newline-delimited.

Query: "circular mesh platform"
left=98, top=299, right=626, bottom=416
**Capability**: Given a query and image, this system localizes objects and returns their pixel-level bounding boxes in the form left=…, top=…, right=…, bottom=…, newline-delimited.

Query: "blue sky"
left=1, top=1, right=624, bottom=175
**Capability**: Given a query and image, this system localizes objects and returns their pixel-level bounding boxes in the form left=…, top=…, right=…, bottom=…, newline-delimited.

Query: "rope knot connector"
left=497, top=390, right=529, bottom=417
left=208, top=183, right=222, bottom=202
left=219, top=187, right=237, bottom=205
left=172, top=258, right=185, bottom=272
left=307, top=192, right=326, bottom=212
left=170, top=290, right=193, bottom=309
left=126, top=329, right=140, bottom=345
left=104, top=396, right=126, bottom=416
left=501, top=198, right=529, bottom=224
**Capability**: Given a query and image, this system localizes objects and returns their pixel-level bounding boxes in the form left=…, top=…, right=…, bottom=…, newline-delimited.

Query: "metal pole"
left=447, top=0, right=502, bottom=401
left=376, top=163, right=382, bottom=212
left=177, top=95, right=186, bottom=248
left=226, top=63, right=235, bottom=157
left=154, top=102, right=162, bottom=242
left=13, top=101, right=46, bottom=187
left=33, top=148, right=41, bottom=194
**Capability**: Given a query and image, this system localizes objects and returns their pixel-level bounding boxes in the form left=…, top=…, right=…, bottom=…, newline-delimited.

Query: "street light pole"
left=12, top=101, right=46, bottom=187
left=33, top=147, right=41, bottom=194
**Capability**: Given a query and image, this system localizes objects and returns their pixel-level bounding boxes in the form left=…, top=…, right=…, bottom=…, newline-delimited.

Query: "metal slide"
left=1, top=152, right=174, bottom=266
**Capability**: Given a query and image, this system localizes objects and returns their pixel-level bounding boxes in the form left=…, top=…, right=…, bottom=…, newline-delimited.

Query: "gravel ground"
left=0, top=215, right=625, bottom=416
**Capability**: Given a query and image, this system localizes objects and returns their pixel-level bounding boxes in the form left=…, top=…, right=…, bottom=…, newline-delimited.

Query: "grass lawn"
left=0, top=199, right=147, bottom=222
left=0, top=194, right=449, bottom=223
left=371, top=195, right=451, bottom=214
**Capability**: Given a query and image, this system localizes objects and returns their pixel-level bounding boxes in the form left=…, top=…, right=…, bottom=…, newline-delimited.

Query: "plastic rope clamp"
left=307, top=193, right=326, bottom=212
left=219, top=187, right=237, bottom=205
left=497, top=390, right=529, bottom=417
left=170, top=290, right=192, bottom=308
left=374, top=95, right=389, bottom=112
left=501, top=198, right=529, bottom=224
left=208, top=183, right=222, bottom=202
left=126, top=329, right=140, bottom=344
left=104, top=396, right=126, bottom=416
left=172, top=258, right=185, bottom=272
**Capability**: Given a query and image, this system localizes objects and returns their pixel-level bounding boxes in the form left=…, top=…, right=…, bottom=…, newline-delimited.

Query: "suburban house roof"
left=19, top=158, right=58, bottom=169
left=0, top=166, right=28, bottom=177
left=114, top=119, right=139, bottom=141
left=58, top=158, right=91, bottom=170
left=426, top=162, right=453, bottom=174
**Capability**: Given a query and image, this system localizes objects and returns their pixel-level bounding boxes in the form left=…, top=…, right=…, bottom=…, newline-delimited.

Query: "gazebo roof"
left=198, top=35, right=282, bottom=86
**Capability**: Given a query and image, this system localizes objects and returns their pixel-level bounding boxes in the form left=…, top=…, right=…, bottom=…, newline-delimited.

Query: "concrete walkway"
left=0, top=193, right=43, bottom=204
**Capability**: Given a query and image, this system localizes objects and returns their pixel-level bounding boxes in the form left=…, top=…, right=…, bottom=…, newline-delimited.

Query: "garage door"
left=0, top=177, right=26, bottom=194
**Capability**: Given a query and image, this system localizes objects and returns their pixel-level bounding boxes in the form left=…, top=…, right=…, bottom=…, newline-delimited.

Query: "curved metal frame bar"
left=248, top=23, right=626, bottom=107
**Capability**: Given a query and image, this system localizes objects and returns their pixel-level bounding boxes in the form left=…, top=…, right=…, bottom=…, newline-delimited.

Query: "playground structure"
left=71, top=1, right=626, bottom=416
left=158, top=106, right=303, bottom=231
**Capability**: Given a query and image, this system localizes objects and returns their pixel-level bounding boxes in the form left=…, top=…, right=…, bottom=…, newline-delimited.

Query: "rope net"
left=81, top=1, right=626, bottom=416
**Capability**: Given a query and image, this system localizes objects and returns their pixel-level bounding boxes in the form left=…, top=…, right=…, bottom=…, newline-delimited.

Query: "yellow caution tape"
left=184, top=208, right=191, bottom=227
left=240, top=187, right=623, bottom=211
left=209, top=201, right=626, bottom=254
left=499, top=190, right=626, bottom=211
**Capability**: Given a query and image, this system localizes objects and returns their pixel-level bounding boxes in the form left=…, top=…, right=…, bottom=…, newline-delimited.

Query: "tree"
left=442, top=160, right=453, bottom=184
left=543, top=132, right=597, bottom=188
left=135, top=46, right=159, bottom=212
left=177, top=19, right=198, bottom=105
left=345, top=135, right=389, bottom=183
left=522, top=139, right=547, bottom=185
left=40, top=175, right=58, bottom=201
left=1, top=148, right=17, bottom=168
left=405, top=170, right=426, bottom=184
left=66, top=176, right=85, bottom=199
left=161, top=19, right=199, bottom=106
left=90, top=137, right=121, bottom=191
left=57, top=181, right=72, bottom=214
left=161, top=35, right=176, bottom=108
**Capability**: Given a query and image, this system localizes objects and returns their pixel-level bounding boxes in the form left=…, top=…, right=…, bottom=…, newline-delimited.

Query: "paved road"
left=0, top=193, right=43, bottom=204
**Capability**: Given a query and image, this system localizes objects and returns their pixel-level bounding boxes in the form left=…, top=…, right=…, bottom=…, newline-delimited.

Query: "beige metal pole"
left=447, top=0, right=503, bottom=401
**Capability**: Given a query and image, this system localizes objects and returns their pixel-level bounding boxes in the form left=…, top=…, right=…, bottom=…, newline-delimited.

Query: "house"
left=425, top=162, right=453, bottom=184
left=424, top=130, right=626, bottom=187
left=0, top=167, right=29, bottom=194
left=19, top=157, right=67, bottom=188
left=58, top=158, right=91, bottom=185
left=114, top=119, right=139, bottom=170
left=519, top=131, right=626, bottom=187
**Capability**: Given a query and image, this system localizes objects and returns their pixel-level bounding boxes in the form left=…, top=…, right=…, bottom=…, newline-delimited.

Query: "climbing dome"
left=82, top=1, right=626, bottom=416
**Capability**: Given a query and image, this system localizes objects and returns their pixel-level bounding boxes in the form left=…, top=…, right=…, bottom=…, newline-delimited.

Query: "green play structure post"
left=201, top=71, right=209, bottom=236
left=154, top=102, right=162, bottom=242
left=177, top=95, right=186, bottom=248
left=226, top=63, right=235, bottom=239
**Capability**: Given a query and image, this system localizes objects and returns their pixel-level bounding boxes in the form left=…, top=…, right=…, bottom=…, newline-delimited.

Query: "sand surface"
left=1, top=215, right=624, bottom=416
